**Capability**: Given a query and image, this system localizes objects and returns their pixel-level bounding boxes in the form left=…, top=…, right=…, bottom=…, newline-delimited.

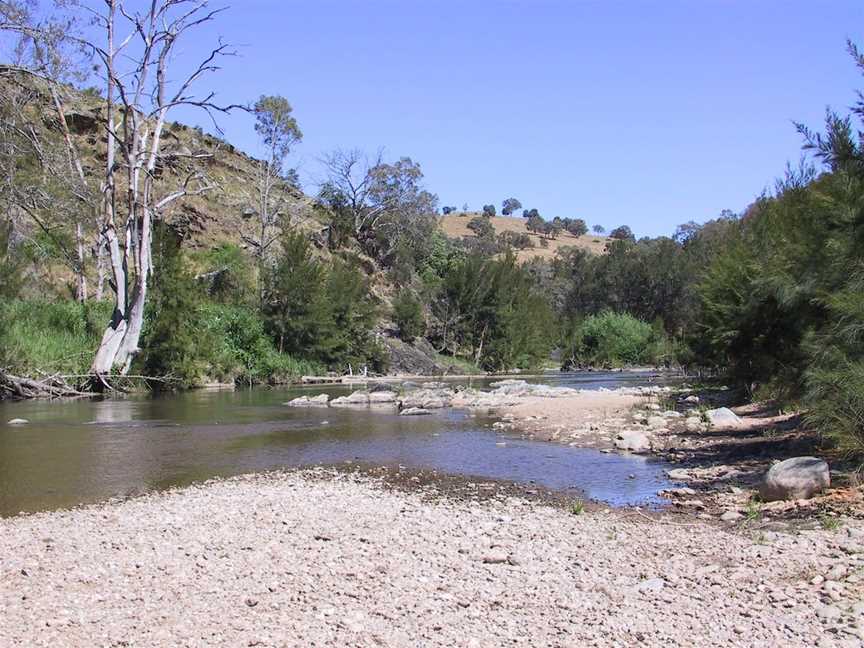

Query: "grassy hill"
left=439, top=213, right=609, bottom=260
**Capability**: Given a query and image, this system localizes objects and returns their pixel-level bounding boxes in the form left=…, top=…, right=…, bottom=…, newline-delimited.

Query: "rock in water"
left=400, top=407, right=432, bottom=416
left=285, top=394, right=329, bottom=407
left=706, top=407, right=743, bottom=428
left=614, top=430, right=651, bottom=453
left=330, top=391, right=371, bottom=406
left=7, top=418, right=29, bottom=425
left=759, top=456, right=830, bottom=502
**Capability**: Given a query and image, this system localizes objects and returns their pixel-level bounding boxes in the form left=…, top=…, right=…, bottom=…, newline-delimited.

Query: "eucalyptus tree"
left=243, top=94, right=302, bottom=298
left=20, top=0, right=244, bottom=379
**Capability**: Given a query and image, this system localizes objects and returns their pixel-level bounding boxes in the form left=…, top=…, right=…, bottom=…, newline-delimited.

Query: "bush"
left=562, top=311, right=669, bottom=368
left=392, top=290, right=425, bottom=341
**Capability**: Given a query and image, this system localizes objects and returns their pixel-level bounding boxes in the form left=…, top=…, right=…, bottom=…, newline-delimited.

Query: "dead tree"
left=82, top=0, right=240, bottom=378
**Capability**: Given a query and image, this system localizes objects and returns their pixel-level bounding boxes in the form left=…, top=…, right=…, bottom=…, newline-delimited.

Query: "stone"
left=400, top=408, right=432, bottom=416
left=759, top=456, right=830, bottom=502
left=684, top=395, right=700, bottom=404
left=614, top=430, right=651, bottom=453
left=815, top=604, right=842, bottom=621
left=706, top=407, right=743, bottom=428
left=646, top=416, right=667, bottom=429
left=7, top=418, right=29, bottom=425
left=636, top=578, right=665, bottom=593
left=720, top=510, right=743, bottom=523
left=481, top=550, right=510, bottom=565
left=684, top=416, right=703, bottom=432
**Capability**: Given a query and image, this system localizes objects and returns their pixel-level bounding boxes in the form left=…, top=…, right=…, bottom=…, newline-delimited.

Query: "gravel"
left=1, top=470, right=862, bottom=647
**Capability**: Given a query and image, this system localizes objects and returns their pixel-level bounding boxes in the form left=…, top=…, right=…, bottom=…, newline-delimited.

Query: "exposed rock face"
left=382, top=336, right=445, bottom=376
left=759, top=457, right=830, bottom=502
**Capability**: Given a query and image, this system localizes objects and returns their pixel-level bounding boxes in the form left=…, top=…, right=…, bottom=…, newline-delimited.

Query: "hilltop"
left=440, top=213, right=609, bottom=261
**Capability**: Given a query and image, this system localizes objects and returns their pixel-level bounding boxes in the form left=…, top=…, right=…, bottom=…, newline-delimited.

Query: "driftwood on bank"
left=0, top=371, right=90, bottom=400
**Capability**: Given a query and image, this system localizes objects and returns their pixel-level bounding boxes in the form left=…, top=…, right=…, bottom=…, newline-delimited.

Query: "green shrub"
left=392, top=290, right=425, bottom=341
left=563, top=311, right=668, bottom=368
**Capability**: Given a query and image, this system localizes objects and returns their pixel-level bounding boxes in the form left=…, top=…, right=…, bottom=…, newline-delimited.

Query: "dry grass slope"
left=439, top=213, right=608, bottom=261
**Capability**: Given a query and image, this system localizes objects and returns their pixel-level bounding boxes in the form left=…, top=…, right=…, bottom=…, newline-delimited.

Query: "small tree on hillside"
left=609, top=225, right=636, bottom=242
left=245, top=94, right=302, bottom=300
left=467, top=216, right=495, bottom=240
left=565, top=218, right=588, bottom=237
left=593, top=224, right=605, bottom=234
left=482, top=204, right=496, bottom=218
left=501, top=197, right=522, bottom=215
left=526, top=214, right=545, bottom=235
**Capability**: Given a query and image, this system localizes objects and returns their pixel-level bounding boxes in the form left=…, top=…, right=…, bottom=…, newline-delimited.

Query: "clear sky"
left=174, top=0, right=864, bottom=237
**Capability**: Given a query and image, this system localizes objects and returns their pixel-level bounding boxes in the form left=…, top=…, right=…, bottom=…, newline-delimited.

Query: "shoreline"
left=1, top=469, right=861, bottom=647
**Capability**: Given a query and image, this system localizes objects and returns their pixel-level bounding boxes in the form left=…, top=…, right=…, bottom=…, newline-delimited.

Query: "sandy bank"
left=1, top=470, right=862, bottom=647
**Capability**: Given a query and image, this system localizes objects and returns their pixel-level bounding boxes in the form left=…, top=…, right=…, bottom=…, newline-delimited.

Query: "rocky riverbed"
left=1, top=469, right=863, bottom=647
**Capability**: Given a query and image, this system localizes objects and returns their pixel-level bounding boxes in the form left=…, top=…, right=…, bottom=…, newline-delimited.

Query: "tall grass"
left=0, top=299, right=111, bottom=375
left=0, top=299, right=322, bottom=386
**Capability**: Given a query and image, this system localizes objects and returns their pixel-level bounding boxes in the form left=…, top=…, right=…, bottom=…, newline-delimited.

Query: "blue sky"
left=173, top=0, right=863, bottom=237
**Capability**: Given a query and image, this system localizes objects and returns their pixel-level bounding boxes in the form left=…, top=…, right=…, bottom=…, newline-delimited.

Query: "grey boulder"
left=706, top=407, right=743, bottom=428
left=614, top=430, right=652, bottom=453
left=759, top=456, right=830, bottom=502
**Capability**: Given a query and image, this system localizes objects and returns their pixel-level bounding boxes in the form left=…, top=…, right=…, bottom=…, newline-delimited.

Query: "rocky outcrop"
left=759, top=457, right=830, bottom=502
left=381, top=336, right=446, bottom=376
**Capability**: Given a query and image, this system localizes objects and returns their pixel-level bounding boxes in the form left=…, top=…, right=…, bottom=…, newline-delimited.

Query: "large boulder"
left=706, top=407, right=743, bottom=428
left=399, top=389, right=454, bottom=409
left=614, top=430, right=652, bottom=453
left=759, top=457, right=830, bottom=502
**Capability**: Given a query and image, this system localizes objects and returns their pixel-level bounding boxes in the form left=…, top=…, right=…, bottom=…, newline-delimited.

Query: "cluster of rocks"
left=0, top=470, right=859, bottom=647
left=285, top=379, right=582, bottom=416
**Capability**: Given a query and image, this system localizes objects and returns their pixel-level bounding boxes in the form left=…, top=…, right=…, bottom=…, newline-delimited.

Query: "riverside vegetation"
left=0, top=1, right=863, bottom=464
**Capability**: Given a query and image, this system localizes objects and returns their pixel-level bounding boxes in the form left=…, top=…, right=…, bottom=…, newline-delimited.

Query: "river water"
left=0, top=371, right=676, bottom=516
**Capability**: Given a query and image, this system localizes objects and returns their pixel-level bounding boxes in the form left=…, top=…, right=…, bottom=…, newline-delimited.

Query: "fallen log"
left=0, top=371, right=90, bottom=400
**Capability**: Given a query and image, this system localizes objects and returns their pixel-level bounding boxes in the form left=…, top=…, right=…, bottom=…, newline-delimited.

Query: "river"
left=0, top=371, right=676, bottom=516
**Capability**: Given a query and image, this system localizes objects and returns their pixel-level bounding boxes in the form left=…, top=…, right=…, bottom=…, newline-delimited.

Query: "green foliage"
left=0, top=299, right=110, bottom=375
left=200, top=303, right=322, bottom=384
left=392, top=290, right=425, bottom=341
left=191, top=244, right=256, bottom=305
left=432, top=252, right=555, bottom=371
left=262, top=229, right=386, bottom=373
left=138, top=226, right=212, bottom=388
left=562, top=311, right=670, bottom=368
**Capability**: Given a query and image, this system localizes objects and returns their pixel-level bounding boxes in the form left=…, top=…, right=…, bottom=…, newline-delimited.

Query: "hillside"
left=0, top=67, right=322, bottom=251
left=439, top=214, right=609, bottom=260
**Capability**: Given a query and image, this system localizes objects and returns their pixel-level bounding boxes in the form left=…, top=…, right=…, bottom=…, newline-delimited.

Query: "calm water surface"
left=0, top=371, right=676, bottom=516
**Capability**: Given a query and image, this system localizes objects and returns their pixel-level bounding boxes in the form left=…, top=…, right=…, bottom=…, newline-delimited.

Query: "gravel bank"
left=1, top=470, right=862, bottom=647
